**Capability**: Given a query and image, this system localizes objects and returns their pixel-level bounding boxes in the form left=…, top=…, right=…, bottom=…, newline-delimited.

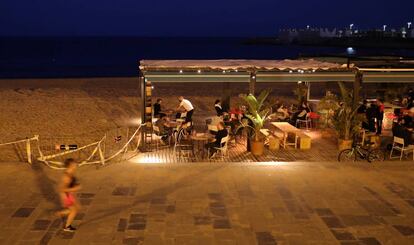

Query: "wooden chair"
left=173, top=128, right=194, bottom=161
left=389, top=136, right=414, bottom=160
left=260, top=129, right=280, bottom=150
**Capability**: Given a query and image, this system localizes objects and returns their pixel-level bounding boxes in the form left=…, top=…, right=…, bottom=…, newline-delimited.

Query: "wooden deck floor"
left=138, top=129, right=340, bottom=163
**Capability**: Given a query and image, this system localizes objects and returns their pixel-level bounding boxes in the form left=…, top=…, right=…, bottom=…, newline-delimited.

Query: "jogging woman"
left=56, top=158, right=81, bottom=232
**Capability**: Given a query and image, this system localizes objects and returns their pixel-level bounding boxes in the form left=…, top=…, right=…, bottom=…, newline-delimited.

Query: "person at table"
left=215, top=99, right=224, bottom=117
left=291, top=100, right=311, bottom=125
left=357, top=99, right=368, bottom=114
left=154, top=115, right=173, bottom=144
left=392, top=118, right=413, bottom=146
left=205, top=122, right=228, bottom=158
left=276, top=103, right=290, bottom=121
left=376, top=99, right=384, bottom=135
left=153, top=98, right=166, bottom=118
left=176, top=96, right=194, bottom=124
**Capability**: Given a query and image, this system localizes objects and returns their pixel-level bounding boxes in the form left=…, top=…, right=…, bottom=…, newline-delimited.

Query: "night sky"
left=1, top=0, right=414, bottom=36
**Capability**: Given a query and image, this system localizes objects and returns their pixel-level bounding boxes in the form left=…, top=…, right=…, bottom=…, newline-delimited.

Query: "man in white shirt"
left=177, top=96, right=194, bottom=124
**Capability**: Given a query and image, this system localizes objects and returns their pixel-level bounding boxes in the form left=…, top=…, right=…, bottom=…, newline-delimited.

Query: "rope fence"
left=0, top=125, right=142, bottom=170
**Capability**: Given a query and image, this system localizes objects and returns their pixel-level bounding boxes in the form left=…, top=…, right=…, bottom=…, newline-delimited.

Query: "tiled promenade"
left=1, top=160, right=414, bottom=245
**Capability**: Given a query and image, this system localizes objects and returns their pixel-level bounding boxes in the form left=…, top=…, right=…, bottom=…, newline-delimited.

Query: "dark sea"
left=1, top=37, right=414, bottom=78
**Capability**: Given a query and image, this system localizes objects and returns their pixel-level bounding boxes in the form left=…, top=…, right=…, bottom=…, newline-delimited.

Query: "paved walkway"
left=1, top=160, right=414, bottom=245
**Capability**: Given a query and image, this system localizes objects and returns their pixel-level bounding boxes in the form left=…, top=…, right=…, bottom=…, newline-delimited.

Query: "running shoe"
left=63, top=225, right=76, bottom=232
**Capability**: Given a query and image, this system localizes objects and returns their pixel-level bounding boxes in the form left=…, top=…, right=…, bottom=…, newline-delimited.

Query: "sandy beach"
left=0, top=76, right=405, bottom=161
left=0, top=77, right=299, bottom=161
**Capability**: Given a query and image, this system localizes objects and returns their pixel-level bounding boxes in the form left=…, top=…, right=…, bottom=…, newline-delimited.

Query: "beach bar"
left=138, top=59, right=356, bottom=147
left=138, top=59, right=414, bottom=149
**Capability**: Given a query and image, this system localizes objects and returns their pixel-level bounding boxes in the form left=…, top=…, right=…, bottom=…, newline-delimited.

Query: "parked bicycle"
left=338, top=141, right=385, bottom=163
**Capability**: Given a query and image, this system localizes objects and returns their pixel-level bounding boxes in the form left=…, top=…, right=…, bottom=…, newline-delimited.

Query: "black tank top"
left=65, top=172, right=78, bottom=188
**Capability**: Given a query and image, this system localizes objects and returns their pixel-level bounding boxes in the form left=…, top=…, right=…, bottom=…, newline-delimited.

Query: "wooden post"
left=26, top=139, right=32, bottom=164
left=140, top=76, right=146, bottom=150
left=249, top=71, right=256, bottom=95
left=222, top=82, right=231, bottom=112
left=353, top=70, right=363, bottom=108
left=306, top=82, right=311, bottom=101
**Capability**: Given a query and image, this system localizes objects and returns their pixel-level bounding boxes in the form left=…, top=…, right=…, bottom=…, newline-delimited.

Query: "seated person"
left=205, top=122, right=228, bottom=158
left=392, top=118, right=413, bottom=146
left=154, top=115, right=173, bottom=143
left=153, top=98, right=166, bottom=118
left=276, top=104, right=290, bottom=121
left=291, top=100, right=311, bottom=124
left=215, top=99, right=224, bottom=117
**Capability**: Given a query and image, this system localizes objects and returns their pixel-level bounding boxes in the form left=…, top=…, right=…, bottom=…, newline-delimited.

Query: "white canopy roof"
left=140, top=59, right=351, bottom=71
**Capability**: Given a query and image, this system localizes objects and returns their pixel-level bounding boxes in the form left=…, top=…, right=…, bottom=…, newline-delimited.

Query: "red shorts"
left=63, top=193, right=76, bottom=208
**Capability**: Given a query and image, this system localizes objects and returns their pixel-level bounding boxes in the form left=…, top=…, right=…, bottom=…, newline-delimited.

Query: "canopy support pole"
left=249, top=71, right=256, bottom=95
left=353, top=70, right=363, bottom=108
left=306, top=82, right=311, bottom=101
left=139, top=76, right=146, bottom=150
left=222, top=82, right=231, bottom=112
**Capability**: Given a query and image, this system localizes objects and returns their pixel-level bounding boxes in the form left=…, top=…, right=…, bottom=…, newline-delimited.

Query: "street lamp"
left=346, top=47, right=356, bottom=68
left=347, top=47, right=356, bottom=55
left=408, top=22, right=412, bottom=29
left=350, top=24, right=354, bottom=30
left=383, top=25, right=387, bottom=32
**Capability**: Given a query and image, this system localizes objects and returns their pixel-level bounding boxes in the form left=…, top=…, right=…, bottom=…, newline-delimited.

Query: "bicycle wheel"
left=338, top=149, right=357, bottom=162
left=367, top=149, right=385, bottom=162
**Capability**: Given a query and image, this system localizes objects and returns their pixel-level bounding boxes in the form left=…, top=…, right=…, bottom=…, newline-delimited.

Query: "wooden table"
left=190, top=133, right=214, bottom=159
left=166, top=121, right=180, bottom=128
left=271, top=122, right=300, bottom=149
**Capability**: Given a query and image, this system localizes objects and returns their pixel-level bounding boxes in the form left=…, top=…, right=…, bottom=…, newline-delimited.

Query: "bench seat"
left=297, top=132, right=311, bottom=150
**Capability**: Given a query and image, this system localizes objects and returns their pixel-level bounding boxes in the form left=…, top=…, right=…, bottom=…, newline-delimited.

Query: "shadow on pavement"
left=31, top=161, right=61, bottom=209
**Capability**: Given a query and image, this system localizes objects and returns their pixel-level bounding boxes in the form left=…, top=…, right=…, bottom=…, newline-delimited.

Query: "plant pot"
left=250, top=140, right=264, bottom=156
left=338, top=139, right=353, bottom=151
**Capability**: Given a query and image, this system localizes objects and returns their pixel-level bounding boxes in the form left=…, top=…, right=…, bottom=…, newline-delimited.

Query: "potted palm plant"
left=238, top=89, right=272, bottom=156
left=332, top=82, right=364, bottom=151
left=317, top=91, right=340, bottom=129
